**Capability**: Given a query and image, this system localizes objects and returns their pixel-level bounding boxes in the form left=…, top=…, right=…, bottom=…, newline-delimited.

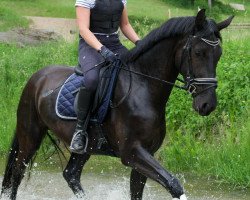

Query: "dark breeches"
left=78, top=34, right=128, bottom=93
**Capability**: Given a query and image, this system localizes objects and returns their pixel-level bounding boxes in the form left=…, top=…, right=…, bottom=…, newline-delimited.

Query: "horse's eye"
left=195, top=50, right=201, bottom=56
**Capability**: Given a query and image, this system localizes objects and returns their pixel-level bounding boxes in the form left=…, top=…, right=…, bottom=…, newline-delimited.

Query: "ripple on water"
left=0, top=171, right=249, bottom=200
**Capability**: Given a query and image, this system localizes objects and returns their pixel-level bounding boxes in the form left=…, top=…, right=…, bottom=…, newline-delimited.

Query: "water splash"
left=0, top=171, right=249, bottom=200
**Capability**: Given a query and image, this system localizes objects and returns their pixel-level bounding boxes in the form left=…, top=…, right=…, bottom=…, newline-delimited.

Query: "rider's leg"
left=70, top=86, right=94, bottom=154
left=70, top=38, right=104, bottom=154
left=70, top=35, right=127, bottom=154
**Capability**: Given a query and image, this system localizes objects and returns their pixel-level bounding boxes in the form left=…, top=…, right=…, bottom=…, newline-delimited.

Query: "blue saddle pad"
left=55, top=61, right=120, bottom=123
left=55, top=73, right=84, bottom=120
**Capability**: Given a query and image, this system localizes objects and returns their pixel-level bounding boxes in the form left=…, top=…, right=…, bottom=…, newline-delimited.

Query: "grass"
left=159, top=112, right=250, bottom=187
left=0, top=40, right=78, bottom=152
left=0, top=6, right=29, bottom=31
left=0, top=0, right=76, bottom=18
left=0, top=0, right=249, bottom=25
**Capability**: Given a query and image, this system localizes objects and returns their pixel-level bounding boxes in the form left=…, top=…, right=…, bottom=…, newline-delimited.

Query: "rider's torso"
left=90, top=0, right=124, bottom=34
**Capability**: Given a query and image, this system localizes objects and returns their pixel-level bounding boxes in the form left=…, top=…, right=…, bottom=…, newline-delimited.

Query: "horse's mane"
left=124, top=16, right=221, bottom=62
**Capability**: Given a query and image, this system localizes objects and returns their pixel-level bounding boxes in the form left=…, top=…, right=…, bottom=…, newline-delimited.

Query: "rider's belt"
left=89, top=0, right=124, bottom=34
left=93, top=31, right=119, bottom=36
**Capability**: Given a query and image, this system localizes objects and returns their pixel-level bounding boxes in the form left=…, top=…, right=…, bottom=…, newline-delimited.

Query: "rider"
left=70, top=0, right=140, bottom=154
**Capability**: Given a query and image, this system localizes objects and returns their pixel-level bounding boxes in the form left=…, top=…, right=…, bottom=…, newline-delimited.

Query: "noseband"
left=181, top=35, right=220, bottom=96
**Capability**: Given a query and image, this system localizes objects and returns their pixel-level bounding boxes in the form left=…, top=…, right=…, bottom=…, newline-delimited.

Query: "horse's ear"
left=195, top=9, right=206, bottom=30
left=217, top=16, right=234, bottom=31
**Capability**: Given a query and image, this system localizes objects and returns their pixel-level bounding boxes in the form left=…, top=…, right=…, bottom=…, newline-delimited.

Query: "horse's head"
left=176, top=9, right=233, bottom=116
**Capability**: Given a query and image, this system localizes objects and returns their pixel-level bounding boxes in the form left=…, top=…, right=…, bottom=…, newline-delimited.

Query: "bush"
left=161, top=0, right=235, bottom=20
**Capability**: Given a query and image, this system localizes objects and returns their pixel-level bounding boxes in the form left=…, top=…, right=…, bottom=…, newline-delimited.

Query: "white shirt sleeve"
left=122, top=0, right=127, bottom=5
left=75, top=0, right=95, bottom=9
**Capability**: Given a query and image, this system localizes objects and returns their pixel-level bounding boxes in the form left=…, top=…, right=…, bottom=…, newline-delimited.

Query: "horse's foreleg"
left=63, top=153, right=90, bottom=198
left=121, top=144, right=186, bottom=200
left=130, top=169, right=147, bottom=200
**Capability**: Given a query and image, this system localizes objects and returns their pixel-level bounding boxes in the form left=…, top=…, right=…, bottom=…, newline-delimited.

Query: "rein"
left=123, top=35, right=219, bottom=94
left=111, top=36, right=220, bottom=107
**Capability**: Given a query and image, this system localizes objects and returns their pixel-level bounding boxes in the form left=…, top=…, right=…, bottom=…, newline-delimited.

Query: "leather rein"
left=110, top=35, right=220, bottom=108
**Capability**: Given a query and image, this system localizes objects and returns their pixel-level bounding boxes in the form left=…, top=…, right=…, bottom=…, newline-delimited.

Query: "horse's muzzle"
left=193, top=90, right=217, bottom=116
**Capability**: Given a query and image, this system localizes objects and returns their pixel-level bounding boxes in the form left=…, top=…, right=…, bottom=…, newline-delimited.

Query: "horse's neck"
left=130, top=38, right=179, bottom=106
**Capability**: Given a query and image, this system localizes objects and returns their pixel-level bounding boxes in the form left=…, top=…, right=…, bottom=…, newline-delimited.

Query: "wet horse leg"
left=1, top=136, right=19, bottom=197
left=63, top=153, right=91, bottom=198
left=121, top=143, right=187, bottom=200
left=10, top=126, right=46, bottom=200
left=10, top=151, right=34, bottom=200
left=130, top=169, right=147, bottom=200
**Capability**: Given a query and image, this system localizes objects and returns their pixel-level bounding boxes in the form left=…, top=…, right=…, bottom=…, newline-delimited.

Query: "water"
left=0, top=158, right=249, bottom=200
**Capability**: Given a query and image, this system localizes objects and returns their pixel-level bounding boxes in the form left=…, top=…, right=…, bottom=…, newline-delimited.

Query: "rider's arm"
left=120, top=7, right=140, bottom=44
left=76, top=6, right=103, bottom=51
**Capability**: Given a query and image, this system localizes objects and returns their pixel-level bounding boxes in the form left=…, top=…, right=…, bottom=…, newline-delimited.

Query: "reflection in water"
left=0, top=170, right=249, bottom=200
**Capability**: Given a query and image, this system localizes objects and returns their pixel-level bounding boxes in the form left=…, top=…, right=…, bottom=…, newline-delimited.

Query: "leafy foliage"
left=161, top=0, right=237, bottom=20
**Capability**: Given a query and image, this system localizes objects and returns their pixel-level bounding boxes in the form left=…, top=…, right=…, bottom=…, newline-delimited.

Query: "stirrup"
left=69, top=130, right=89, bottom=154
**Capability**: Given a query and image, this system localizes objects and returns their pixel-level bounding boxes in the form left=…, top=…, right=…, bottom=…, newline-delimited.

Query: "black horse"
left=1, top=10, right=233, bottom=200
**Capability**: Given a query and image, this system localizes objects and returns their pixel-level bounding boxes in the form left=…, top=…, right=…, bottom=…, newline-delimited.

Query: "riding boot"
left=70, top=87, right=93, bottom=154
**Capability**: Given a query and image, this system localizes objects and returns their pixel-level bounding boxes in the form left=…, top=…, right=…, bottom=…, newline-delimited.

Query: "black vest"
left=90, top=0, right=124, bottom=34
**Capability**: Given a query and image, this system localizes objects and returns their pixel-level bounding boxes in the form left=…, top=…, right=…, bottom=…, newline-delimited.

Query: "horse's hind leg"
left=130, top=169, right=147, bottom=200
left=9, top=125, right=46, bottom=200
left=1, top=134, right=19, bottom=197
left=63, top=153, right=91, bottom=198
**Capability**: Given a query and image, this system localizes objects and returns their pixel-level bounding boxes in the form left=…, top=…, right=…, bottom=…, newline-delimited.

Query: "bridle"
left=118, top=35, right=220, bottom=94
left=111, top=35, right=220, bottom=107
left=181, top=35, right=220, bottom=97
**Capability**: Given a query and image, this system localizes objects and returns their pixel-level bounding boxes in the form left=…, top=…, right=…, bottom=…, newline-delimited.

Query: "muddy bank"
left=0, top=16, right=77, bottom=46
left=26, top=16, right=77, bottom=42
left=0, top=16, right=128, bottom=46
left=0, top=28, right=62, bottom=47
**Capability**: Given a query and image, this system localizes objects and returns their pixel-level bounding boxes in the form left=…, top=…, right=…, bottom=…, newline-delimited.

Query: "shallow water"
left=0, top=170, right=249, bottom=200
left=0, top=158, right=249, bottom=200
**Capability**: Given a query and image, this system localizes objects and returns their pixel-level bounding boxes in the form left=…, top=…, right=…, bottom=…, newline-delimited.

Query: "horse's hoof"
left=75, top=191, right=85, bottom=199
left=172, top=194, right=187, bottom=200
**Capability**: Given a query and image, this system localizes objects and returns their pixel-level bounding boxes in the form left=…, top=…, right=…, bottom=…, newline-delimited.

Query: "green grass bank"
left=0, top=0, right=249, bottom=188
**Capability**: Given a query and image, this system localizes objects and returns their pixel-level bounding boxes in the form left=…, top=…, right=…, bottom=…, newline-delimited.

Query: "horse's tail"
left=1, top=130, right=19, bottom=192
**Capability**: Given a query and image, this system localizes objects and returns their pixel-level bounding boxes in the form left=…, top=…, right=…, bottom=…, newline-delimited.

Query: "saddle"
left=56, top=60, right=121, bottom=123
left=55, top=60, right=121, bottom=153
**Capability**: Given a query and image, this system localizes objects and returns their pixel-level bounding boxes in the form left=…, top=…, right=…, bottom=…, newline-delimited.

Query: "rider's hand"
left=98, top=46, right=117, bottom=65
left=135, top=40, right=141, bottom=46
